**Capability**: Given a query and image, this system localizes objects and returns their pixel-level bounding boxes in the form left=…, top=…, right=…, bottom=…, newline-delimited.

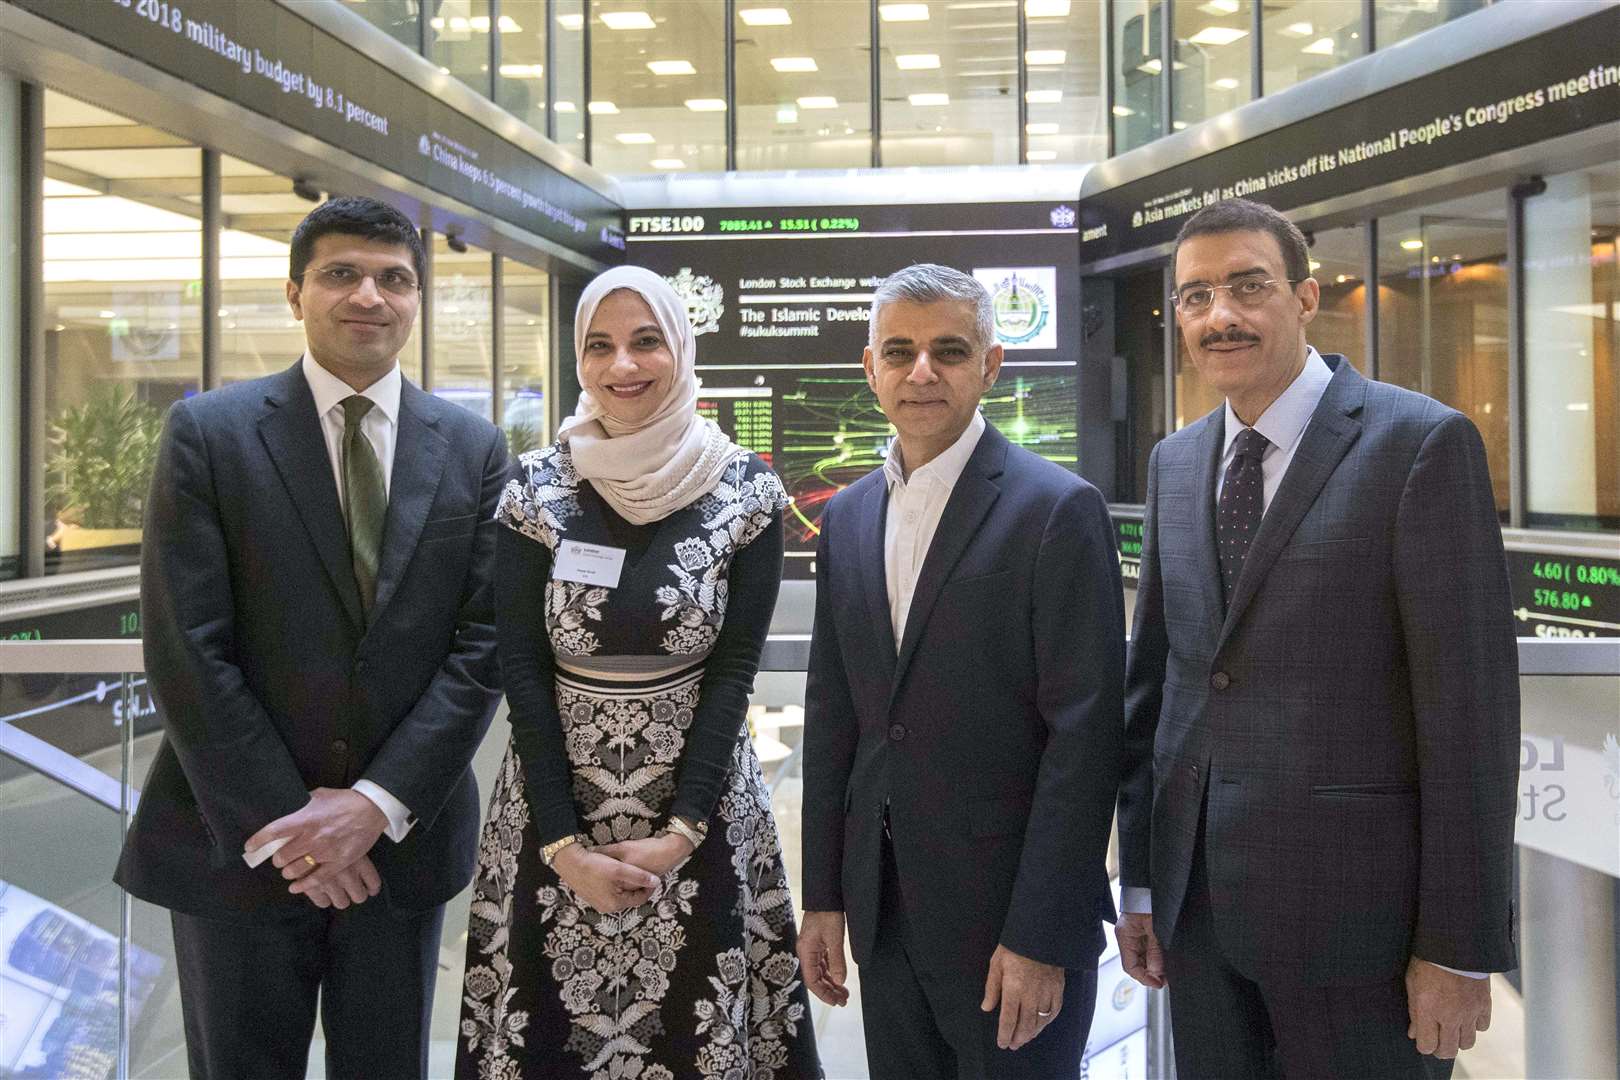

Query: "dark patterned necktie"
left=1217, top=427, right=1270, bottom=605
left=341, top=395, right=387, bottom=618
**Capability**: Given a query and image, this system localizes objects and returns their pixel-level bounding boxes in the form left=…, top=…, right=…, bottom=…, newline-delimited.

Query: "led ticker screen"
left=629, top=201, right=1081, bottom=576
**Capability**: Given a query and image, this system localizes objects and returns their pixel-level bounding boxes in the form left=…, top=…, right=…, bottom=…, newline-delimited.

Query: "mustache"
left=1200, top=328, right=1262, bottom=348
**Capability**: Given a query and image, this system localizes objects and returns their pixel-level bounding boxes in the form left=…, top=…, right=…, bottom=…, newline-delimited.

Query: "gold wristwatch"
left=541, top=833, right=586, bottom=867
left=662, top=816, right=709, bottom=850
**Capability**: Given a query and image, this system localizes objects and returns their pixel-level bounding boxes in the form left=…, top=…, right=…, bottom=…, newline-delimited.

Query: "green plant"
left=503, top=419, right=543, bottom=457
left=47, top=386, right=165, bottom=529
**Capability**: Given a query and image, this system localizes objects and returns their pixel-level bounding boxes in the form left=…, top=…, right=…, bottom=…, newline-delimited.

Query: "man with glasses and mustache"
left=1114, top=198, right=1519, bottom=1078
left=116, top=196, right=506, bottom=1078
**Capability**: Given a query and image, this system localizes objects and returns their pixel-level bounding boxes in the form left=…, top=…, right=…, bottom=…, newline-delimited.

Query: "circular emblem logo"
left=1112, top=977, right=1137, bottom=1011
left=989, top=273, right=1049, bottom=346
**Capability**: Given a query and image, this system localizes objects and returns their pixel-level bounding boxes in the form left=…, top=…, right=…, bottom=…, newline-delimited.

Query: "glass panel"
left=214, top=157, right=312, bottom=386
left=1111, top=0, right=1164, bottom=152
left=1305, top=224, right=1369, bottom=372
left=496, top=1, right=549, bottom=135
left=735, top=0, right=871, bottom=169
left=1261, top=0, right=1363, bottom=96
left=0, top=76, right=18, bottom=581
left=1376, top=0, right=1494, bottom=50
left=1378, top=191, right=1511, bottom=519
left=334, top=0, right=421, bottom=51
left=429, top=0, right=494, bottom=98
left=432, top=237, right=494, bottom=419
left=42, top=91, right=200, bottom=577
left=879, top=1, right=1016, bottom=167
left=588, top=0, right=727, bottom=174
left=500, top=257, right=550, bottom=455
left=1025, top=0, right=1108, bottom=164
left=554, top=0, right=587, bottom=152
left=1523, top=164, right=1620, bottom=530
left=1115, top=268, right=1167, bottom=502
left=1173, top=318, right=1225, bottom=429
left=1172, top=0, right=1252, bottom=132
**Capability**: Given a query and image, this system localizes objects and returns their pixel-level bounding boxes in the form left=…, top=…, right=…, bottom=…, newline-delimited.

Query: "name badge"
left=554, top=540, right=626, bottom=588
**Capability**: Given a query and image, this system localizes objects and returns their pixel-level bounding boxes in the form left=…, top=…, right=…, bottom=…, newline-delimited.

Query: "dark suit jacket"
left=802, top=422, right=1125, bottom=977
left=115, top=362, right=506, bottom=922
left=1117, top=355, right=1519, bottom=985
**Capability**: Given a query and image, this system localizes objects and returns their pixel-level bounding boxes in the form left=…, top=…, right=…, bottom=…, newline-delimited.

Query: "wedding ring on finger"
left=1035, top=1008, right=1054, bottom=1019
left=302, top=855, right=317, bottom=869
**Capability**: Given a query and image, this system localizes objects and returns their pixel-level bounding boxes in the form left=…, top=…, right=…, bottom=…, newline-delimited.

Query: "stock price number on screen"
left=777, top=217, right=860, bottom=232
left=1531, top=559, right=1620, bottom=588
left=1532, top=589, right=1592, bottom=612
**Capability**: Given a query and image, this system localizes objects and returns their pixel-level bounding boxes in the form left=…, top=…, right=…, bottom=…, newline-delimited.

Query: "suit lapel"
left=1217, top=359, right=1365, bottom=650
left=257, top=363, right=364, bottom=630
left=891, top=426, right=1006, bottom=692
left=369, top=381, right=449, bottom=624
left=1189, top=410, right=1227, bottom=635
left=857, top=478, right=898, bottom=683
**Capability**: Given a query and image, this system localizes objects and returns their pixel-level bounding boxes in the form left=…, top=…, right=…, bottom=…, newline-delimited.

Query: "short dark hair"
left=288, top=195, right=425, bottom=284
left=1173, top=198, right=1310, bottom=284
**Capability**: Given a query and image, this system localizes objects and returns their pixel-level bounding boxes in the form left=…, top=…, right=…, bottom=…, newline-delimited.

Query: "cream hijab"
left=559, top=266, right=744, bottom=525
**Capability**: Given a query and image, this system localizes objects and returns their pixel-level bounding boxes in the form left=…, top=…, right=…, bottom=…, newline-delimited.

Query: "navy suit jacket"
left=115, top=362, right=506, bottom=922
left=1117, top=356, right=1520, bottom=985
left=802, top=422, right=1125, bottom=976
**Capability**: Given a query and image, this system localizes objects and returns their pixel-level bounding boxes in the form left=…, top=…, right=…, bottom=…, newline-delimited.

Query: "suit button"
left=888, top=723, right=907, bottom=742
left=1210, top=671, right=1231, bottom=690
left=332, top=738, right=349, bottom=754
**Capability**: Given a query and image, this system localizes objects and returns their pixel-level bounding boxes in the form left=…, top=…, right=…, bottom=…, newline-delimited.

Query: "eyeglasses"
left=302, top=264, right=420, bottom=296
left=1171, top=277, right=1299, bottom=315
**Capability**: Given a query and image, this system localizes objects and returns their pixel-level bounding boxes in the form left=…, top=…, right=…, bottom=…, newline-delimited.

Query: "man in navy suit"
left=797, top=263, right=1125, bottom=1079
left=115, top=197, right=506, bottom=1078
left=1115, top=199, right=1518, bottom=1077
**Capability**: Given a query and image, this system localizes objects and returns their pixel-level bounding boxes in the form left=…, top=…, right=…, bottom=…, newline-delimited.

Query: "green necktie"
left=341, top=395, right=388, bottom=619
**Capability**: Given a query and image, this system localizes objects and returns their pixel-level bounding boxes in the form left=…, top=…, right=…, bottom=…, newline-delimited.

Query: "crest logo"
left=988, top=273, right=1048, bottom=345
left=666, top=267, right=724, bottom=336
left=1132, top=210, right=1145, bottom=228
left=418, top=134, right=432, bottom=156
left=1050, top=204, right=1077, bottom=229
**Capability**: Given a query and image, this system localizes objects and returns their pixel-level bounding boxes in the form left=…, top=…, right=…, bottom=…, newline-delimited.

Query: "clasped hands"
left=553, top=833, right=694, bottom=914
left=1114, top=913, right=1493, bottom=1059
left=244, top=787, right=388, bottom=911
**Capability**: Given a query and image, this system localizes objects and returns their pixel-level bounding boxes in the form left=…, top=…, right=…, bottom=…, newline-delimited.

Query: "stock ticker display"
left=627, top=202, right=1082, bottom=577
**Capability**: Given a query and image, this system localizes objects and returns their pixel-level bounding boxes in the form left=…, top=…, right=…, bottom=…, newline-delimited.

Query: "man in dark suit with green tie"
left=115, top=196, right=507, bottom=1078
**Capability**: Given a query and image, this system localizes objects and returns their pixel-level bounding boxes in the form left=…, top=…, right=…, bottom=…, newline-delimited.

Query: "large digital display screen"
left=628, top=201, right=1081, bottom=577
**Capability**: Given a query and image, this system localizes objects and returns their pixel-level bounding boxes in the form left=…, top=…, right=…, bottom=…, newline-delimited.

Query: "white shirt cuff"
left=1121, top=886, right=1153, bottom=915
left=353, top=779, right=415, bottom=842
left=1425, top=960, right=1488, bottom=979
left=242, top=835, right=288, bottom=868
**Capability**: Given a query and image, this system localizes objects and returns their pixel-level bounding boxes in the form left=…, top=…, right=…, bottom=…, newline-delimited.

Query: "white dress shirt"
left=297, top=356, right=411, bottom=841
left=1122, top=349, right=1483, bottom=978
left=883, top=411, right=986, bottom=646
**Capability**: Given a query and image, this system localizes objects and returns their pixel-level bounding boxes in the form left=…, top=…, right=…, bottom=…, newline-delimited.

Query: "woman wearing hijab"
left=457, top=266, right=821, bottom=1079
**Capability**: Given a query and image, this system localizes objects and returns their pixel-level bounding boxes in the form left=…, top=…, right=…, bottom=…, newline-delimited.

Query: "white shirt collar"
left=1222, top=347, right=1332, bottom=456
left=301, top=352, right=401, bottom=426
left=884, top=410, right=986, bottom=491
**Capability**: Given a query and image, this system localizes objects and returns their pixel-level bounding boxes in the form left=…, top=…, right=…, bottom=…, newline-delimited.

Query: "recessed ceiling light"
left=908, top=92, right=950, bottom=106
left=797, top=95, right=839, bottom=109
left=1137, top=58, right=1162, bottom=74
left=497, top=15, right=522, bottom=32
left=896, top=53, right=941, bottom=69
left=1025, top=122, right=1059, bottom=134
left=1027, top=149, right=1058, bottom=160
left=647, top=59, right=697, bottom=75
left=1026, top=89, right=1063, bottom=103
left=738, top=7, right=792, bottom=25
left=1198, top=0, right=1240, bottom=14
left=1212, top=77, right=1240, bottom=90
left=685, top=98, right=728, bottom=111
left=554, top=100, right=578, bottom=113
left=776, top=106, right=799, bottom=122
left=771, top=56, right=819, bottom=72
left=615, top=132, right=656, bottom=144
left=599, top=11, right=656, bottom=30
left=1401, top=238, right=1424, bottom=251
left=1281, top=21, right=1313, bottom=37
left=587, top=100, right=620, bottom=114
left=1111, top=104, right=1135, bottom=116
left=1187, top=26, right=1248, bottom=46
left=650, top=158, right=687, bottom=170
left=99, top=310, right=116, bottom=319
left=1301, top=36, right=1335, bottom=55
left=1172, top=120, right=1188, bottom=129
left=499, top=64, right=545, bottom=78
left=556, top=13, right=584, bottom=30
left=879, top=4, right=930, bottom=22
left=1025, top=49, right=1066, bottom=65
left=1309, top=260, right=1322, bottom=271
left=1336, top=274, right=1349, bottom=284
left=1025, top=0, right=1070, bottom=16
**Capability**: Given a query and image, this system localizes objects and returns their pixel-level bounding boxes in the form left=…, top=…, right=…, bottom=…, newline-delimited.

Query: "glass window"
left=432, top=236, right=494, bottom=419
left=215, top=158, right=319, bottom=386
left=1172, top=0, right=1252, bottom=132
left=735, top=0, right=872, bottom=170
left=879, top=2, right=1016, bottom=167
left=1115, top=269, right=1167, bottom=502
left=554, top=0, right=587, bottom=151
left=429, top=0, right=493, bottom=98
left=1523, top=164, right=1620, bottom=530
left=1026, top=0, right=1108, bottom=164
left=1305, top=224, right=1369, bottom=371
left=497, top=1, right=549, bottom=135
left=589, top=0, right=726, bottom=174
left=1111, top=0, right=1164, bottom=152
left=501, top=257, right=551, bottom=455
left=1376, top=0, right=1495, bottom=50
left=334, top=0, right=420, bottom=51
left=0, top=76, right=18, bottom=580
left=42, top=91, right=199, bottom=576
left=1378, top=191, right=1510, bottom=519
left=1261, top=0, right=1363, bottom=95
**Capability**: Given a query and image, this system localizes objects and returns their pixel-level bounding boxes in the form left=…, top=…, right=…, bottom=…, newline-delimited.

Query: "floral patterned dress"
left=457, top=444, right=821, bottom=1080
